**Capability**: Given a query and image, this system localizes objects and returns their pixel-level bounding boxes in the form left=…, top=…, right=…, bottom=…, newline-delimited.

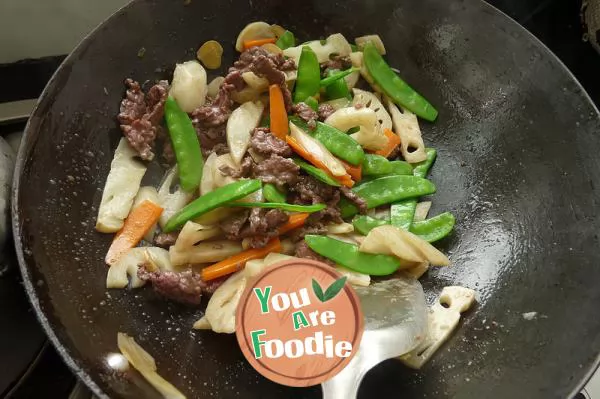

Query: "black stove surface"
left=1, top=0, right=598, bottom=398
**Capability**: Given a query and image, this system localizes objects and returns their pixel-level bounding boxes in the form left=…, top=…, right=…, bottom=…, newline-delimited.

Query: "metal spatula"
left=321, top=276, right=428, bottom=399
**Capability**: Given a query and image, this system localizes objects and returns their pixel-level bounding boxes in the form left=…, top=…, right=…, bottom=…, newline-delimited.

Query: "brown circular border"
left=235, top=259, right=364, bottom=387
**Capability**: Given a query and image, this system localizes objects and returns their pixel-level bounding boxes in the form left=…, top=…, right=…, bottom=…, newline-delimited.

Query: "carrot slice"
left=341, top=160, right=362, bottom=182
left=269, top=84, right=288, bottom=140
left=244, top=38, right=277, bottom=49
left=371, top=129, right=401, bottom=158
left=105, top=200, right=163, bottom=266
left=286, top=136, right=354, bottom=188
left=278, top=213, right=310, bottom=235
left=201, top=238, right=282, bottom=281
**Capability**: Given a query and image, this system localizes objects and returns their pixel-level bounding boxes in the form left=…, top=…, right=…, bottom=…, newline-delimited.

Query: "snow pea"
left=276, top=30, right=296, bottom=50
left=320, top=67, right=360, bottom=87
left=409, top=212, right=456, bottom=242
left=352, top=212, right=455, bottom=242
left=340, top=175, right=436, bottom=218
left=390, top=200, right=416, bottom=230
left=163, top=179, right=261, bottom=232
left=413, top=148, right=437, bottom=178
left=294, top=46, right=321, bottom=103
left=227, top=202, right=325, bottom=213
left=352, top=215, right=388, bottom=235
left=325, top=69, right=351, bottom=100
left=164, top=97, right=203, bottom=192
left=293, top=158, right=341, bottom=187
left=363, top=42, right=438, bottom=121
left=263, top=183, right=287, bottom=203
left=362, top=155, right=413, bottom=176
left=389, top=148, right=436, bottom=229
left=304, top=235, right=401, bottom=275
left=305, top=96, right=319, bottom=111
left=289, top=116, right=365, bottom=165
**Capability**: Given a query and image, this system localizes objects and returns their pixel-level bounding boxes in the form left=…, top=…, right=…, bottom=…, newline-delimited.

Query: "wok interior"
left=14, top=0, right=600, bottom=398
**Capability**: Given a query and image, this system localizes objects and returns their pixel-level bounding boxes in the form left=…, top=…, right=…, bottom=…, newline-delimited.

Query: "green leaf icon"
left=312, top=276, right=347, bottom=303
left=323, top=276, right=347, bottom=302
left=312, top=278, right=325, bottom=302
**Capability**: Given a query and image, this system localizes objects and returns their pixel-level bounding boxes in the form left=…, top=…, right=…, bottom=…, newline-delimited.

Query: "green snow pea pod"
left=362, top=155, right=413, bottom=176
left=325, top=69, right=352, bottom=100
left=304, top=96, right=319, bottom=111
left=164, top=97, right=203, bottom=192
left=263, top=184, right=287, bottom=203
left=293, top=158, right=341, bottom=187
left=276, top=30, right=296, bottom=50
left=226, top=202, right=325, bottom=213
left=340, top=175, right=436, bottom=218
left=352, top=215, right=389, bottom=235
left=413, top=148, right=437, bottom=178
left=294, top=46, right=321, bottom=103
left=320, top=67, right=360, bottom=87
left=164, top=180, right=261, bottom=232
left=289, top=116, right=365, bottom=165
left=409, top=212, right=456, bottom=242
left=363, top=42, right=438, bottom=121
left=304, top=235, right=401, bottom=276
left=390, top=200, right=417, bottom=230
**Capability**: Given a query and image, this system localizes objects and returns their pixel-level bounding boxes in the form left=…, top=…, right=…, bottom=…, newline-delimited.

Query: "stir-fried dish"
left=99, top=22, right=475, bottom=382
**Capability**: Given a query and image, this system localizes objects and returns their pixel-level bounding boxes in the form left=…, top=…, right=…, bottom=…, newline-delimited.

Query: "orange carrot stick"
left=278, top=213, right=310, bottom=235
left=201, top=238, right=282, bottom=281
left=285, top=136, right=354, bottom=188
left=269, top=84, right=288, bottom=140
left=244, top=38, right=277, bottom=49
left=341, top=160, right=362, bottom=182
left=105, top=200, right=163, bottom=266
left=371, top=129, right=401, bottom=158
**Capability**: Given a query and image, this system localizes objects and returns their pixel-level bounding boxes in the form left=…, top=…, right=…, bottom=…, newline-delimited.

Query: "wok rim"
left=11, top=0, right=600, bottom=398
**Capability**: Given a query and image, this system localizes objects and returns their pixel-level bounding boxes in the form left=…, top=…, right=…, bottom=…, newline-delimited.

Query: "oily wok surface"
left=13, top=0, right=600, bottom=398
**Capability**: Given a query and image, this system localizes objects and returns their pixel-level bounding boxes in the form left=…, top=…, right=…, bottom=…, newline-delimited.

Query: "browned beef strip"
left=154, top=232, right=179, bottom=248
left=117, top=79, right=169, bottom=161
left=322, top=56, right=352, bottom=75
left=232, top=47, right=296, bottom=112
left=220, top=208, right=289, bottom=248
left=220, top=210, right=250, bottom=240
left=340, top=186, right=368, bottom=214
left=219, top=155, right=255, bottom=179
left=287, top=224, right=328, bottom=242
left=250, top=128, right=292, bottom=157
left=137, top=266, right=219, bottom=305
left=253, top=155, right=299, bottom=187
left=293, top=103, right=319, bottom=129
left=289, top=175, right=343, bottom=224
left=387, top=144, right=402, bottom=160
left=317, top=103, right=336, bottom=121
left=294, top=240, right=335, bottom=266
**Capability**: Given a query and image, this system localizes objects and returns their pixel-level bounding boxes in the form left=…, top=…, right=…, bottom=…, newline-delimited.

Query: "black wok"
left=13, top=0, right=600, bottom=398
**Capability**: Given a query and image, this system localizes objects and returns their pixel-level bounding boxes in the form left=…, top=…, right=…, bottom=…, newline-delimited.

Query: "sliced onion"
left=227, top=101, right=264, bottom=165
left=235, top=22, right=275, bottom=52
left=174, top=221, right=221, bottom=249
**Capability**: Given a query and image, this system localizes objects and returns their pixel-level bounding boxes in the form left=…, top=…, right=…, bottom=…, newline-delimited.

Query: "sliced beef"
left=250, top=128, right=292, bottom=157
left=118, top=79, right=169, bottom=161
left=220, top=208, right=289, bottom=248
left=317, top=103, right=336, bottom=121
left=219, top=155, right=255, bottom=179
left=196, top=125, right=227, bottom=158
left=322, top=56, right=352, bottom=75
left=340, top=186, right=368, bottom=214
left=253, top=155, right=299, bottom=187
left=231, top=47, right=296, bottom=111
left=220, top=211, right=250, bottom=240
left=294, top=240, right=335, bottom=266
left=154, top=232, right=179, bottom=248
left=289, top=175, right=343, bottom=224
left=293, top=103, right=319, bottom=129
left=287, top=224, right=328, bottom=242
left=137, top=267, right=221, bottom=305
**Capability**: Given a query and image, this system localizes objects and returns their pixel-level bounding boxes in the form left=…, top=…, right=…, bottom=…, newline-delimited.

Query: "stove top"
left=1, top=1, right=598, bottom=398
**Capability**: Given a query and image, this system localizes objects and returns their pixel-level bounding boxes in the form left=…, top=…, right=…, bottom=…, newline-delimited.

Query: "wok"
left=13, top=0, right=600, bottom=398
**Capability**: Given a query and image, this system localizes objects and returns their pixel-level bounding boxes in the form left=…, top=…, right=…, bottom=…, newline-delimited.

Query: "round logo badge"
left=235, top=259, right=364, bottom=387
